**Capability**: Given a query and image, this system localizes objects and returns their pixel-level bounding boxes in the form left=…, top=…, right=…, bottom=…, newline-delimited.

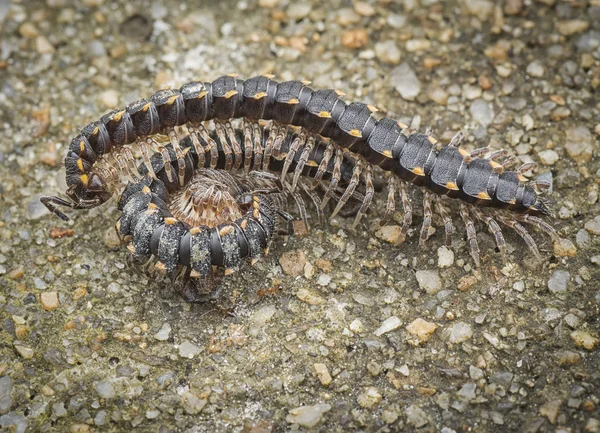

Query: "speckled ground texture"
left=1, top=0, right=600, bottom=432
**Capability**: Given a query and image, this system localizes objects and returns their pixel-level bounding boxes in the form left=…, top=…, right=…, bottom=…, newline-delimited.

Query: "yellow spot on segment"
left=508, top=199, right=517, bottom=204
left=92, top=126, right=99, bottom=135
left=253, top=92, right=268, bottom=100
left=411, top=167, right=425, bottom=176
left=190, top=227, right=201, bottom=235
left=477, top=191, right=492, bottom=200
left=115, top=220, right=121, bottom=232
left=190, top=270, right=202, bottom=278
left=264, top=247, right=269, bottom=255
left=142, top=186, right=151, bottom=194
left=349, top=129, right=362, bottom=138
left=80, top=174, right=89, bottom=186
left=224, top=268, right=235, bottom=276
left=445, top=181, right=459, bottom=190
left=334, top=89, right=346, bottom=97
left=286, top=98, right=300, bottom=104
left=318, top=111, right=332, bottom=118
left=490, top=160, right=502, bottom=169
left=250, top=258, right=258, bottom=265
left=154, top=262, right=167, bottom=271
left=166, top=95, right=179, bottom=105
left=305, top=160, right=319, bottom=167
left=223, top=90, right=238, bottom=99
left=77, top=159, right=84, bottom=172
left=197, top=91, right=208, bottom=99
left=382, top=150, right=393, bottom=158
left=164, top=217, right=178, bottom=225
left=253, top=209, right=260, bottom=219
left=219, top=226, right=234, bottom=236
left=112, top=111, right=124, bottom=122
left=397, top=121, right=408, bottom=129
left=227, top=73, right=239, bottom=77
left=148, top=203, right=158, bottom=210
left=79, top=140, right=85, bottom=153
left=367, top=104, right=378, bottom=113
left=427, top=136, right=438, bottom=145
left=459, top=148, right=471, bottom=157
left=127, top=244, right=135, bottom=254
left=301, top=80, right=312, bottom=85
left=142, top=102, right=152, bottom=112
left=263, top=74, right=275, bottom=79
left=239, top=219, right=248, bottom=230
left=518, top=174, right=528, bottom=182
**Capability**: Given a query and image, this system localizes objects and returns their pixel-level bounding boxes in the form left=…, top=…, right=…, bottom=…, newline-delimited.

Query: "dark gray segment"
left=149, top=223, right=165, bottom=255
left=132, top=210, right=163, bottom=257
left=233, top=223, right=250, bottom=258
left=428, top=146, right=466, bottom=195
left=180, top=81, right=212, bottom=123
left=157, top=221, right=186, bottom=273
left=271, top=80, right=306, bottom=124
left=364, top=117, right=404, bottom=168
left=244, top=217, right=268, bottom=253
left=190, top=228, right=212, bottom=276
left=218, top=225, right=243, bottom=271
left=461, top=158, right=496, bottom=201
left=333, top=102, right=376, bottom=150
left=149, top=178, right=169, bottom=203
left=81, top=120, right=112, bottom=155
left=126, top=98, right=161, bottom=137
left=100, top=108, right=136, bottom=146
left=520, top=186, right=538, bottom=209
left=68, top=135, right=97, bottom=163
left=118, top=176, right=152, bottom=210
left=396, top=133, right=436, bottom=185
left=211, top=75, right=240, bottom=120
left=119, top=191, right=151, bottom=236
left=495, top=171, right=520, bottom=205
left=241, top=75, right=275, bottom=120
left=303, top=89, right=345, bottom=135
left=151, top=89, right=186, bottom=128
left=178, top=232, right=191, bottom=266
left=210, top=229, right=224, bottom=266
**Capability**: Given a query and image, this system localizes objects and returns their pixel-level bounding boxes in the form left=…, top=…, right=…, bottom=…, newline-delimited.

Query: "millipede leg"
left=225, top=121, right=242, bottom=171
left=435, top=200, right=454, bottom=247
left=399, top=180, right=412, bottom=241
left=252, top=121, right=264, bottom=171
left=291, top=135, right=315, bottom=192
left=140, top=139, right=158, bottom=178
left=379, top=175, right=397, bottom=227
left=168, top=130, right=186, bottom=187
left=460, top=203, right=480, bottom=268
left=500, top=217, right=541, bottom=261
left=353, top=164, right=374, bottom=228
left=448, top=131, right=465, bottom=147
left=198, top=124, right=219, bottom=168
left=320, top=148, right=344, bottom=210
left=272, top=125, right=287, bottom=158
left=291, top=190, right=309, bottom=230
left=158, top=146, right=175, bottom=183
left=300, top=183, right=324, bottom=226
left=331, top=158, right=363, bottom=219
left=281, top=132, right=306, bottom=183
left=419, top=191, right=433, bottom=246
left=262, top=122, right=277, bottom=170
left=243, top=120, right=254, bottom=173
left=312, top=141, right=334, bottom=189
left=215, top=122, right=233, bottom=171
left=122, top=147, right=141, bottom=180
left=186, top=124, right=205, bottom=168
left=516, top=214, right=561, bottom=243
left=472, top=209, right=507, bottom=263
left=470, top=146, right=490, bottom=158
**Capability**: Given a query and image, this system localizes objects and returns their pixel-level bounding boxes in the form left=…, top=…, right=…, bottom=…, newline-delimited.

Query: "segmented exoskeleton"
left=41, top=74, right=561, bottom=267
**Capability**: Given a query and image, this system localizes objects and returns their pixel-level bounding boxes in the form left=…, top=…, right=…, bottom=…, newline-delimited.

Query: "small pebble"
left=286, top=404, right=331, bottom=428
left=553, top=238, right=577, bottom=257
left=354, top=1, right=375, bottom=16
left=279, top=250, right=307, bottom=277
left=547, top=270, right=570, bottom=293
left=391, top=63, right=421, bottom=100
left=98, top=89, right=119, bottom=109
left=36, top=36, right=55, bottom=54
left=19, top=22, right=39, bottom=38
left=313, top=363, right=332, bottom=386
left=406, top=318, right=438, bottom=344
left=470, top=99, right=494, bottom=126
left=296, top=288, right=326, bottom=305
left=374, top=316, right=401, bottom=336
left=95, top=380, right=115, bottom=399
left=538, top=149, right=559, bottom=166
left=181, top=392, right=207, bottom=415
left=405, top=404, right=429, bottom=428
left=349, top=318, right=365, bottom=333
left=154, top=323, right=171, bottom=341
left=437, top=246, right=454, bottom=268
left=565, top=126, right=594, bottom=164
left=539, top=399, right=562, bottom=424
left=357, top=387, right=382, bottom=408
left=570, top=330, right=599, bottom=350
left=406, top=39, right=431, bottom=52
left=556, top=20, right=589, bottom=36
left=428, top=87, right=448, bottom=105
left=375, top=225, right=402, bottom=244
left=178, top=340, right=201, bottom=358
left=526, top=61, right=545, bottom=78
left=40, top=292, right=59, bottom=311
left=316, top=274, right=331, bottom=286
left=374, top=40, right=401, bottom=64
left=341, top=29, right=369, bottom=49
left=584, top=216, right=600, bottom=235
left=286, top=2, right=312, bottom=20
left=415, top=270, right=442, bottom=294
left=448, top=322, right=473, bottom=344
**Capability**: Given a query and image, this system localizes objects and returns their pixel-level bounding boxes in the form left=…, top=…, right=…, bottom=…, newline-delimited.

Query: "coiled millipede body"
left=42, top=74, right=562, bottom=269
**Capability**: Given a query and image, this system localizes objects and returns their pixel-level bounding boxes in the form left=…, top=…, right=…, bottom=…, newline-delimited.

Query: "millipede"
left=41, top=74, right=562, bottom=270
